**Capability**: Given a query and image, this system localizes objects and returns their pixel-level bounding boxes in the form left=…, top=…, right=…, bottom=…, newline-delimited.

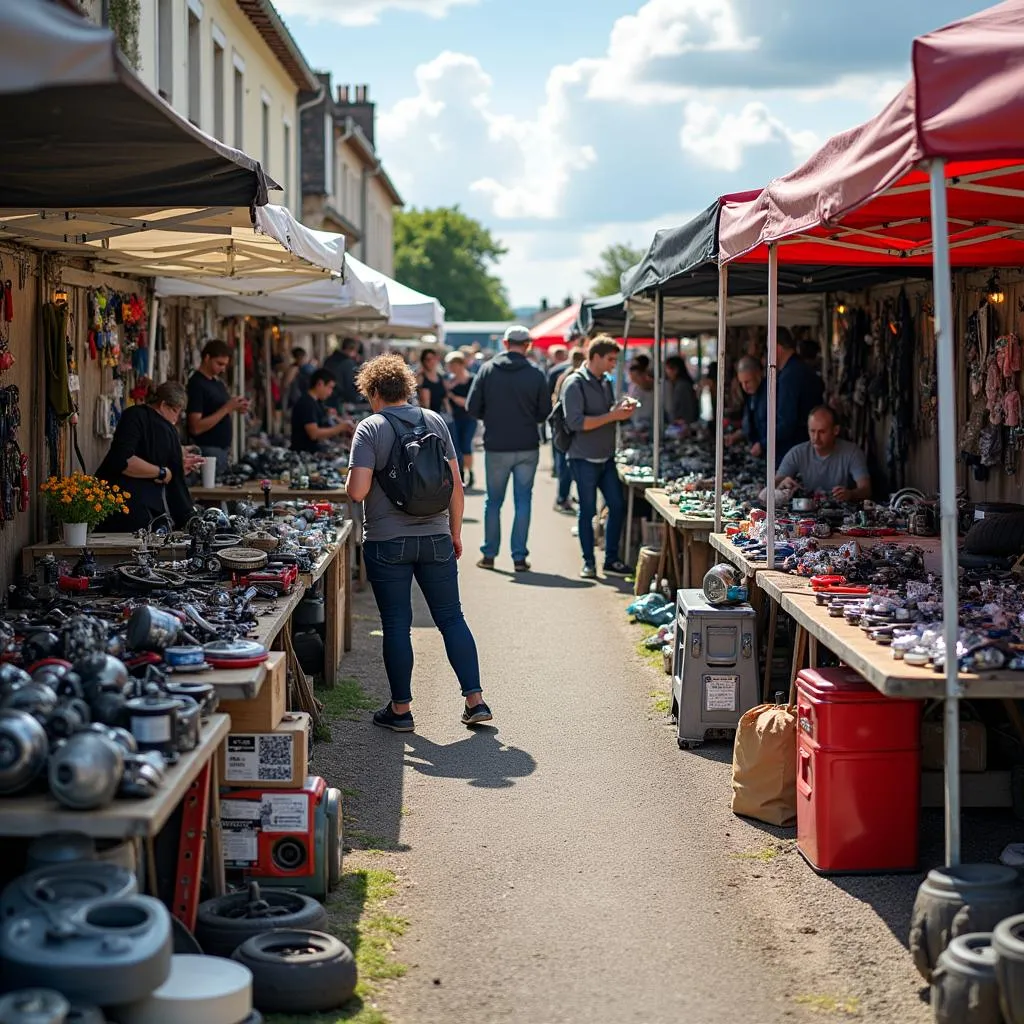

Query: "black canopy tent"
left=0, top=0, right=273, bottom=237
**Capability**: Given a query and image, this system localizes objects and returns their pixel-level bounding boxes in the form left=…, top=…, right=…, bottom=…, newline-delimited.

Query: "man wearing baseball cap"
left=466, top=325, right=552, bottom=572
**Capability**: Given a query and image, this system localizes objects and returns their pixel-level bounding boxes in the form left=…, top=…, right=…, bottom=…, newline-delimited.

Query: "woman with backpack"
left=346, top=354, right=492, bottom=733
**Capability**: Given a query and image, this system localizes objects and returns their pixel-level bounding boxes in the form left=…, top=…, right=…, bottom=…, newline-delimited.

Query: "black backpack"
left=548, top=399, right=574, bottom=453
left=374, top=410, right=454, bottom=516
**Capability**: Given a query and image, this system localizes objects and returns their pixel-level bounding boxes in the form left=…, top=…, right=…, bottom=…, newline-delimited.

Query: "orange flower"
left=121, top=506, right=130, bottom=514
left=94, top=504, right=102, bottom=512
left=62, top=496, right=72, bottom=504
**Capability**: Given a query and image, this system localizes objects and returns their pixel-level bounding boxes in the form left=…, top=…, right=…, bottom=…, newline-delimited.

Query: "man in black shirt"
left=292, top=369, right=354, bottom=453
left=323, top=338, right=363, bottom=410
left=186, top=339, right=248, bottom=472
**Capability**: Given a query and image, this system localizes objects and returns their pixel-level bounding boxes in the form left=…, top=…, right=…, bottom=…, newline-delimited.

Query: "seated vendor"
left=775, top=406, right=871, bottom=502
left=291, top=369, right=354, bottom=454
left=96, top=381, right=205, bottom=531
left=725, top=356, right=767, bottom=457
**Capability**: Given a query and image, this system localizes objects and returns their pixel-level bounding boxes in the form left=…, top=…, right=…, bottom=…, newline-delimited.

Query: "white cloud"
left=680, top=99, right=818, bottom=172
left=274, top=0, right=476, bottom=28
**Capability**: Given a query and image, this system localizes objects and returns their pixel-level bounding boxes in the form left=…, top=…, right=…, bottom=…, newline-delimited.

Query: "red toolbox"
left=796, top=667, right=921, bottom=873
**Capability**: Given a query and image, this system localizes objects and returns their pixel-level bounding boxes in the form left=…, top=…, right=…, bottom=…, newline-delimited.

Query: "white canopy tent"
left=347, top=257, right=444, bottom=336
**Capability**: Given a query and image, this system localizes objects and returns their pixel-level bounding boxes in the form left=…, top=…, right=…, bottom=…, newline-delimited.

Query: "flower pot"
left=62, top=522, right=88, bottom=548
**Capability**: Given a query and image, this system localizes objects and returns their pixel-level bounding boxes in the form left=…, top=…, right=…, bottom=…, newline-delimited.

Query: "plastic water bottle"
left=660, top=578, right=673, bottom=602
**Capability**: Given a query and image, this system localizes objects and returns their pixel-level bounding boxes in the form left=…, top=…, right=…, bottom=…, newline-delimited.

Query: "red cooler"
left=796, top=667, right=921, bottom=873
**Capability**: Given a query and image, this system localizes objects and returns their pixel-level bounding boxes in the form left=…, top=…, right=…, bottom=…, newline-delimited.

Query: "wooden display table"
left=645, top=489, right=736, bottom=589
left=298, top=521, right=355, bottom=683
left=190, top=483, right=348, bottom=503
left=617, top=466, right=656, bottom=567
left=21, top=534, right=189, bottom=574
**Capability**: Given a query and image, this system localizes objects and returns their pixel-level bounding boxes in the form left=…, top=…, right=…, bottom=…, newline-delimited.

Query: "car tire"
left=195, top=884, right=328, bottom=959
left=232, top=929, right=357, bottom=1013
left=325, top=788, right=343, bottom=891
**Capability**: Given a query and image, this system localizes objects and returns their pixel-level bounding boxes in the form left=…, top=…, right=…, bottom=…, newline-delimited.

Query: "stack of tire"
left=195, top=881, right=357, bottom=1016
left=910, top=863, right=1024, bottom=1023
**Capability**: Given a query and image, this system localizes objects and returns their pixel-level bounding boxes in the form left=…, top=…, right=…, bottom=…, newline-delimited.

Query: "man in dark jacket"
left=467, top=325, right=552, bottom=572
left=323, top=338, right=362, bottom=409
left=776, top=327, right=825, bottom=464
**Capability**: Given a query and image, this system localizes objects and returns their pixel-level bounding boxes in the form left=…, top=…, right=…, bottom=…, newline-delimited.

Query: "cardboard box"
left=921, top=720, right=987, bottom=773
left=220, top=712, right=311, bottom=789
left=218, top=652, right=287, bottom=733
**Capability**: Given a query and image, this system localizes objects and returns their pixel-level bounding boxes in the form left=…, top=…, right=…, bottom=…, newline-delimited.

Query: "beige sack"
left=731, top=703, right=797, bottom=826
left=633, top=546, right=662, bottom=596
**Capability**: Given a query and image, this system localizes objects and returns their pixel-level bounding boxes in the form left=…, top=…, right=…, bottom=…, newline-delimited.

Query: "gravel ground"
left=312, top=461, right=1017, bottom=1024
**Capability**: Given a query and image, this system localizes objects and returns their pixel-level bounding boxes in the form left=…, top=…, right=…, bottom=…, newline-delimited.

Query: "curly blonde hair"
left=356, top=354, right=418, bottom=404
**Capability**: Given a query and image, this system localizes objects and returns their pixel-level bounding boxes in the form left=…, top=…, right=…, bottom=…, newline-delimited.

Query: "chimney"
left=339, top=83, right=376, bottom=148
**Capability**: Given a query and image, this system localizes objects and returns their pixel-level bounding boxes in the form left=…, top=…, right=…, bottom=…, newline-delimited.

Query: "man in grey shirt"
left=776, top=406, right=871, bottom=502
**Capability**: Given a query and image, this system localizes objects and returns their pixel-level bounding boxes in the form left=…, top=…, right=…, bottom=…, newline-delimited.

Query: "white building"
left=77, top=0, right=318, bottom=216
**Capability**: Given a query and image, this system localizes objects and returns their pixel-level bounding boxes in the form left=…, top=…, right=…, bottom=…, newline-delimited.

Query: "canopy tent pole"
left=653, top=291, right=664, bottom=483
left=620, top=311, right=635, bottom=565
left=765, top=245, right=779, bottom=570
left=263, top=325, right=273, bottom=436
left=928, top=159, right=962, bottom=866
left=714, top=264, right=728, bottom=534
left=616, top=311, right=632, bottom=442
left=146, top=295, right=160, bottom=380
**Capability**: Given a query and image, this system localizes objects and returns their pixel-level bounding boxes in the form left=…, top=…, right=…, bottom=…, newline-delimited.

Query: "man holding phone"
left=561, top=336, right=635, bottom=579
left=186, top=339, right=248, bottom=473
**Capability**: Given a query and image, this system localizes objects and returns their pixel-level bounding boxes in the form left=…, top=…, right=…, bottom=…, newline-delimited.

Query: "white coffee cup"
left=201, top=457, right=217, bottom=488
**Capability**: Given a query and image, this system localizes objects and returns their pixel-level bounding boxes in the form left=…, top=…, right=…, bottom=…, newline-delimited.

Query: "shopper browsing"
left=561, top=336, right=636, bottom=579
left=186, top=339, right=248, bottom=473
left=291, top=369, right=354, bottom=453
left=466, top=325, right=552, bottom=572
left=444, top=351, right=478, bottom=488
left=346, top=354, right=490, bottom=733
left=775, top=326, right=825, bottom=462
left=775, top=406, right=871, bottom=501
left=725, top=356, right=767, bottom=457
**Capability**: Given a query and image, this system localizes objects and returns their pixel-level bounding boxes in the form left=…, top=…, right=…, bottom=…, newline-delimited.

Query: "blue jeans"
left=450, top=418, right=477, bottom=465
left=554, top=447, right=572, bottom=504
left=569, top=458, right=625, bottom=567
left=363, top=534, right=481, bottom=706
left=482, top=449, right=539, bottom=562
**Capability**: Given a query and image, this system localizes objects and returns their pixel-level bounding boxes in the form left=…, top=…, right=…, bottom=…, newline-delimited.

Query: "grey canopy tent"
left=0, top=0, right=272, bottom=238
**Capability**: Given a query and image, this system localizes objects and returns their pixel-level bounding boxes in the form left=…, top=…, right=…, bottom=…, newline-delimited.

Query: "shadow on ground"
left=404, top=726, right=537, bottom=789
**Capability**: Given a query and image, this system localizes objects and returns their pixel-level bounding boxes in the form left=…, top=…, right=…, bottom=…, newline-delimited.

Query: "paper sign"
left=704, top=674, right=739, bottom=711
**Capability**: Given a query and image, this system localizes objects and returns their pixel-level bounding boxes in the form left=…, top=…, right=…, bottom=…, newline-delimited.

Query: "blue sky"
left=278, top=0, right=992, bottom=308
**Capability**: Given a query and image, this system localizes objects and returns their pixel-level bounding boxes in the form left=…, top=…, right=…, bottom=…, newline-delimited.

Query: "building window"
left=187, top=9, right=201, bottom=126
left=212, top=35, right=225, bottom=141
left=282, top=121, right=291, bottom=209
left=261, top=94, right=271, bottom=168
left=157, top=0, right=173, bottom=102
left=233, top=59, right=244, bottom=150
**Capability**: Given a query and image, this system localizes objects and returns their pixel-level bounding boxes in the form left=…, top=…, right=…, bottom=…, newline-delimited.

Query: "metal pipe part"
left=653, top=291, right=664, bottom=483
left=928, top=159, right=962, bottom=866
left=765, top=245, right=779, bottom=569
left=714, top=264, right=728, bottom=534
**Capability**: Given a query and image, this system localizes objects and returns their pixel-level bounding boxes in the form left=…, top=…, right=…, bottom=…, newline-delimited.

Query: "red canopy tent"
left=715, top=0, right=1024, bottom=865
left=528, top=303, right=580, bottom=350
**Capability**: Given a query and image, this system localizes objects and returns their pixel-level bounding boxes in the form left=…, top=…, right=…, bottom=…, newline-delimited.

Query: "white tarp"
left=345, top=256, right=445, bottom=334
left=155, top=253, right=390, bottom=324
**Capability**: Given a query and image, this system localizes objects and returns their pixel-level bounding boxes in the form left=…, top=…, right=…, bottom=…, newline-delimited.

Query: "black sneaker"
left=461, top=701, right=493, bottom=725
left=602, top=560, right=632, bottom=576
left=476, top=556, right=496, bottom=570
left=514, top=560, right=530, bottom=572
left=373, top=703, right=415, bottom=733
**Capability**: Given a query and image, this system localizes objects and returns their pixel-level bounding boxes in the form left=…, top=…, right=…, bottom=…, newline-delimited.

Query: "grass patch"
left=794, top=994, right=861, bottom=1016
left=346, top=828, right=410, bottom=853
left=635, top=626, right=668, bottom=669
left=317, top=678, right=378, bottom=722
left=649, top=690, right=672, bottom=715
left=730, top=846, right=781, bottom=863
left=266, top=865, right=408, bottom=1024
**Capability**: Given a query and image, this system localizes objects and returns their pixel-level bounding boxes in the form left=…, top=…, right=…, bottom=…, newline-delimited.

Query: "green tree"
left=393, top=206, right=514, bottom=321
left=586, top=243, right=646, bottom=297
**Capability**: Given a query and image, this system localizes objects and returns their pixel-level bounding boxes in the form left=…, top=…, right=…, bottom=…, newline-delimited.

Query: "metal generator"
left=671, top=589, right=760, bottom=749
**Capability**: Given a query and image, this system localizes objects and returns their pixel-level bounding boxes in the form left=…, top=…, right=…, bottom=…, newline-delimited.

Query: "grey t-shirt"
left=777, top=439, right=870, bottom=495
left=349, top=405, right=457, bottom=543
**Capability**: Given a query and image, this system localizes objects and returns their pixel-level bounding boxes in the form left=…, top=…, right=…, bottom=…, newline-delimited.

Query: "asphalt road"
left=325, top=463, right=938, bottom=1024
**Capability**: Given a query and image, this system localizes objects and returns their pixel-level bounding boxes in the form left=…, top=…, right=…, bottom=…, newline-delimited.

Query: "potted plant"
left=40, top=474, right=131, bottom=547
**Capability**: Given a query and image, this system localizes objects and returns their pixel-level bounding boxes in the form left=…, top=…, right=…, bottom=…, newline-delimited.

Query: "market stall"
left=714, top=0, right=1024, bottom=865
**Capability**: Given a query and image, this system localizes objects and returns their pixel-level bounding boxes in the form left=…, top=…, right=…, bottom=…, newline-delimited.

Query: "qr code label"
left=225, top=733, right=294, bottom=782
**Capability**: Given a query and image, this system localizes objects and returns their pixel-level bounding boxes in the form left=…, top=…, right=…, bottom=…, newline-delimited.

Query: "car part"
left=911, top=864, right=1024, bottom=982
left=931, top=932, right=1001, bottom=1024
left=995, top=913, right=1024, bottom=1023
left=202, top=640, right=267, bottom=662
left=119, top=751, right=167, bottom=800
left=293, top=596, right=325, bottom=628
left=44, top=699, right=90, bottom=742
left=0, top=895, right=172, bottom=1006
left=291, top=631, right=324, bottom=676
left=125, top=607, right=183, bottom=652
left=48, top=730, right=124, bottom=811
left=0, top=710, right=49, bottom=795
left=25, top=832, right=96, bottom=871
left=109, top=954, right=252, bottom=1024
left=66, top=1006, right=104, bottom=1024
left=216, top=548, right=269, bottom=573
left=164, top=681, right=217, bottom=718
left=125, top=694, right=178, bottom=757
left=2, top=681, right=59, bottom=722
left=325, top=787, right=343, bottom=891
left=702, top=564, right=748, bottom=605
left=232, top=930, right=356, bottom=1013
left=0, top=989, right=69, bottom=1024
left=1, top=862, right=136, bottom=920
left=163, top=646, right=205, bottom=669
left=169, top=697, right=201, bottom=753
left=194, top=882, right=328, bottom=959
left=73, top=654, right=128, bottom=699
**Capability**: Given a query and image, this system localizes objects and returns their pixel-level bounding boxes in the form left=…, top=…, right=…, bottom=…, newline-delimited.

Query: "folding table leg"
left=173, top=762, right=211, bottom=931
left=763, top=601, right=778, bottom=702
